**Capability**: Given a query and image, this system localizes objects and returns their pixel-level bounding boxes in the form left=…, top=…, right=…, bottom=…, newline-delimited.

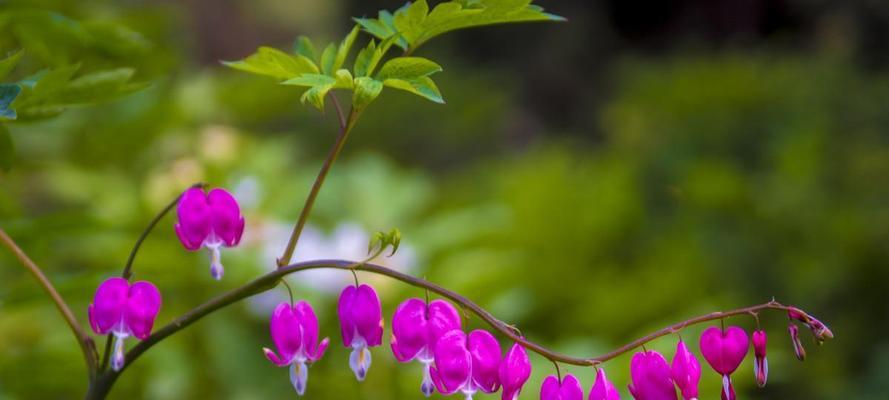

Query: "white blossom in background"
left=245, top=220, right=418, bottom=316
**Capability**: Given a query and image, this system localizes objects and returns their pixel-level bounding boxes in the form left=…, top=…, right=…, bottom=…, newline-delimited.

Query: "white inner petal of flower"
left=290, top=361, right=309, bottom=396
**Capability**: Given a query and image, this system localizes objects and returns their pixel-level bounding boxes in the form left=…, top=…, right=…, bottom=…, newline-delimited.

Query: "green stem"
left=0, top=228, right=99, bottom=378
left=276, top=93, right=358, bottom=267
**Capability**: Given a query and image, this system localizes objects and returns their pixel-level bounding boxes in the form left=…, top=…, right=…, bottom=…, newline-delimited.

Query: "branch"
left=101, top=182, right=206, bottom=371
left=93, top=259, right=822, bottom=392
left=0, top=228, right=99, bottom=377
left=276, top=92, right=358, bottom=267
left=121, top=182, right=206, bottom=280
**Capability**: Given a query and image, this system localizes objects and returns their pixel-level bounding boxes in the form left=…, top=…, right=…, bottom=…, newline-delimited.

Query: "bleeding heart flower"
left=541, top=373, right=584, bottom=400
left=430, top=329, right=502, bottom=399
left=752, top=330, right=768, bottom=387
left=589, top=368, right=621, bottom=400
left=699, top=326, right=749, bottom=400
left=174, top=187, right=245, bottom=280
left=670, top=340, right=700, bottom=400
left=390, top=298, right=462, bottom=396
left=499, top=343, right=532, bottom=400
left=628, top=350, right=678, bottom=400
left=788, top=307, right=833, bottom=343
left=88, top=277, right=161, bottom=371
left=337, top=284, right=383, bottom=381
left=263, top=301, right=330, bottom=396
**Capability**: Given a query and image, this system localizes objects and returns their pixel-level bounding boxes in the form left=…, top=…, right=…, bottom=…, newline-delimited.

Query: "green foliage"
left=368, top=227, right=402, bottom=256
left=222, top=47, right=318, bottom=80
left=355, top=0, right=564, bottom=51
left=0, top=9, right=152, bottom=170
left=226, top=0, right=561, bottom=112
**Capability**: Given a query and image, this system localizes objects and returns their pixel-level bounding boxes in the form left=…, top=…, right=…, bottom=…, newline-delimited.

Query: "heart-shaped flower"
left=390, top=298, right=461, bottom=396
left=699, top=326, right=749, bottom=400
left=752, top=330, right=768, bottom=387
left=337, top=284, right=384, bottom=381
left=174, top=187, right=245, bottom=280
left=88, top=277, right=162, bottom=371
left=429, top=329, right=502, bottom=399
left=263, top=301, right=330, bottom=396
left=499, top=343, right=532, bottom=400
left=540, top=373, right=584, bottom=400
left=628, top=350, right=677, bottom=400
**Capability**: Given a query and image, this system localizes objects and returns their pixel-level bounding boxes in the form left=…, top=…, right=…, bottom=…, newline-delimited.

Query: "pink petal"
left=353, top=284, right=384, bottom=346
left=629, top=350, right=677, bottom=400
left=468, top=329, right=502, bottom=393
left=309, top=337, right=330, bottom=362
left=499, top=343, right=531, bottom=400
left=589, top=368, right=621, bottom=400
left=264, top=347, right=288, bottom=367
left=294, top=301, right=319, bottom=355
left=427, top=300, right=462, bottom=347
left=391, top=298, right=429, bottom=362
left=123, top=281, right=162, bottom=340
left=541, top=374, right=584, bottom=400
left=432, top=330, right=472, bottom=394
left=670, top=340, right=700, bottom=400
left=175, top=187, right=211, bottom=250
left=337, top=286, right=357, bottom=347
left=270, top=303, right=301, bottom=364
left=207, top=188, right=244, bottom=247
left=699, top=326, right=749, bottom=376
left=88, top=277, right=129, bottom=335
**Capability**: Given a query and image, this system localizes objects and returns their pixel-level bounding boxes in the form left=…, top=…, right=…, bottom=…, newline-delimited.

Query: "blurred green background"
left=1, top=0, right=887, bottom=398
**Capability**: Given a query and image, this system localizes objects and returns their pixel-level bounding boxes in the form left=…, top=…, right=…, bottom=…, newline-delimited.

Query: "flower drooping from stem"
left=699, top=326, right=749, bottom=400
left=541, top=373, right=584, bottom=400
left=390, top=298, right=462, bottom=396
left=337, top=284, right=384, bottom=381
left=671, top=340, right=701, bottom=400
left=88, top=277, right=161, bottom=372
left=174, top=187, right=244, bottom=280
left=499, top=343, right=532, bottom=400
left=430, top=329, right=502, bottom=399
left=628, top=350, right=677, bottom=400
left=752, top=330, right=768, bottom=387
left=263, top=301, right=330, bottom=396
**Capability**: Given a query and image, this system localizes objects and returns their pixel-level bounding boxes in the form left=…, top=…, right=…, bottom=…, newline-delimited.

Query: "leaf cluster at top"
left=224, top=0, right=563, bottom=113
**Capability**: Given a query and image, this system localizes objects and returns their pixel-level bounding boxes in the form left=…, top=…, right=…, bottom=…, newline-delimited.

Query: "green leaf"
left=319, top=44, right=337, bottom=76
left=352, top=77, right=383, bottom=109
left=282, top=73, right=351, bottom=112
left=358, top=0, right=564, bottom=51
left=354, top=11, right=410, bottom=50
left=376, top=57, right=442, bottom=81
left=223, top=47, right=318, bottom=80
left=353, top=40, right=377, bottom=77
left=0, top=50, right=24, bottom=81
left=294, top=36, right=317, bottom=62
left=54, top=68, right=146, bottom=105
left=334, top=26, right=360, bottom=73
left=0, top=124, right=12, bottom=172
left=383, top=75, right=444, bottom=104
left=0, top=84, right=21, bottom=122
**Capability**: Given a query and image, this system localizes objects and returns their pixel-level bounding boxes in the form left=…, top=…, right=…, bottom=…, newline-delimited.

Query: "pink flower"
left=699, top=326, right=749, bottom=400
left=430, top=329, right=502, bottom=399
left=88, top=277, right=161, bottom=371
left=174, top=187, right=244, bottom=280
left=390, top=298, right=462, bottom=396
left=499, top=343, right=532, bottom=400
left=670, top=340, right=700, bottom=400
left=752, top=330, right=768, bottom=387
left=263, top=301, right=330, bottom=396
left=589, top=368, right=621, bottom=400
left=337, top=284, right=383, bottom=381
left=628, top=350, right=678, bottom=400
left=788, top=307, right=833, bottom=343
left=541, top=373, right=584, bottom=400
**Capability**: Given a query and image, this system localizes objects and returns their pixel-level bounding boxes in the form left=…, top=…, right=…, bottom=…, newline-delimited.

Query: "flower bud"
left=752, top=330, right=768, bottom=387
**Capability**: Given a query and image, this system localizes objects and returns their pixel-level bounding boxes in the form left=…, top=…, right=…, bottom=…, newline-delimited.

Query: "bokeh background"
left=2, top=0, right=888, bottom=398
